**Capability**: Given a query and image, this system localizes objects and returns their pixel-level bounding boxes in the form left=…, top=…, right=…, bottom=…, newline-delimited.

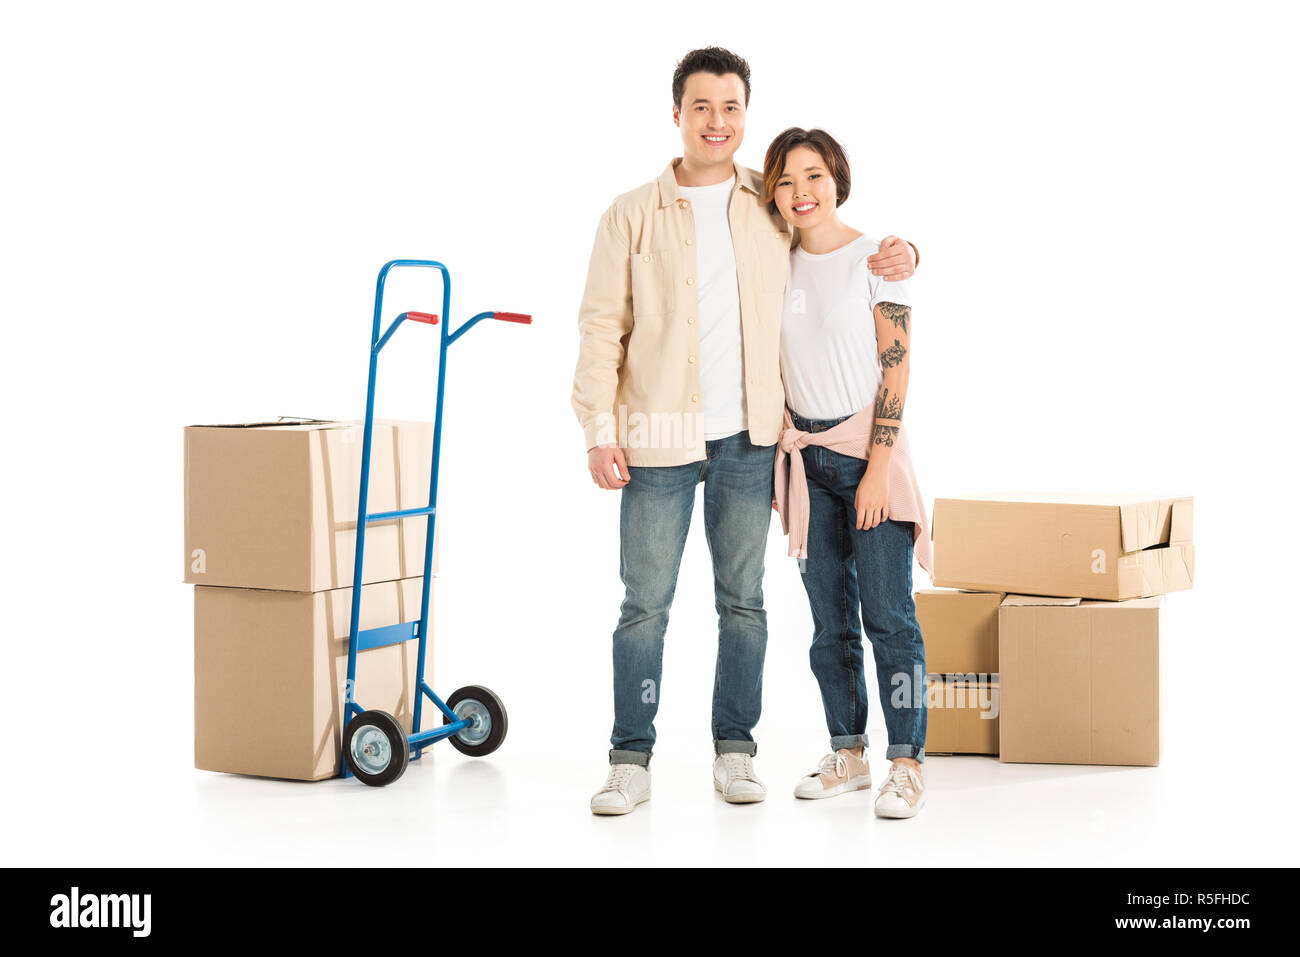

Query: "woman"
left=766, top=128, right=934, bottom=819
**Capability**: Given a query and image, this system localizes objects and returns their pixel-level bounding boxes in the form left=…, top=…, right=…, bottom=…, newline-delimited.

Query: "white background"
left=2, top=0, right=1297, bottom=866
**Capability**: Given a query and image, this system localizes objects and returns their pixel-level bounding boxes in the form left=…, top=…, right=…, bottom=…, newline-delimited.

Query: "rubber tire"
left=444, top=685, right=508, bottom=757
left=343, top=710, right=409, bottom=787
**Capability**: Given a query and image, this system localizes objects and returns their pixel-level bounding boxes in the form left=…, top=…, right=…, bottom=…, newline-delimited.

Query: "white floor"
left=11, top=715, right=1282, bottom=868
left=10, top=494, right=1296, bottom=867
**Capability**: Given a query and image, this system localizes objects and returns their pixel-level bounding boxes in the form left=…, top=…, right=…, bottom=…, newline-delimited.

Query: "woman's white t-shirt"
left=779, top=235, right=912, bottom=421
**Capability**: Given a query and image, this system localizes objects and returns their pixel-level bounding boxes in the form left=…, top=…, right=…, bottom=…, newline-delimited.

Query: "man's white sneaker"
left=712, top=752, right=766, bottom=804
left=874, top=761, right=925, bottom=819
left=590, top=763, right=651, bottom=816
left=793, top=748, right=873, bottom=799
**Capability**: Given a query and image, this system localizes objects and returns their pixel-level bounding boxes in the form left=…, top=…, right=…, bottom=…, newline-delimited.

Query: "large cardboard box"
left=915, top=589, right=1004, bottom=674
left=194, top=577, right=429, bottom=781
left=998, top=594, right=1161, bottom=767
left=925, top=676, right=1000, bottom=755
left=184, top=419, right=439, bottom=592
left=932, top=493, right=1193, bottom=600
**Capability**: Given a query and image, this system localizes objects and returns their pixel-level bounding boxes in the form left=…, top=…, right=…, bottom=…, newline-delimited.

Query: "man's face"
left=673, top=71, right=746, bottom=169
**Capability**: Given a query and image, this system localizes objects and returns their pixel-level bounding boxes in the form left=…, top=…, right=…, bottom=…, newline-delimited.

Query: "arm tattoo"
left=879, top=302, right=910, bottom=334
left=874, top=387, right=902, bottom=447
left=880, top=339, right=908, bottom=369
left=875, top=387, right=904, bottom=421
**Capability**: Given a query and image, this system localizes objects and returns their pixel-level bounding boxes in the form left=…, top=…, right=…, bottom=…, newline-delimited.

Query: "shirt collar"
left=657, top=158, right=762, bottom=208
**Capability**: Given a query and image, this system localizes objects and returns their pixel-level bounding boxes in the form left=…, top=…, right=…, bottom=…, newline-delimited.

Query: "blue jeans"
left=789, top=409, right=927, bottom=762
left=609, top=430, right=776, bottom=766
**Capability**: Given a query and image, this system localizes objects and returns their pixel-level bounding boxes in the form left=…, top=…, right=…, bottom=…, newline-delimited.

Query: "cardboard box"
left=998, top=594, right=1161, bottom=766
left=915, top=589, right=1004, bottom=674
left=932, top=493, right=1193, bottom=600
left=925, top=676, right=1000, bottom=755
left=184, top=419, right=439, bottom=592
left=194, top=577, right=429, bottom=781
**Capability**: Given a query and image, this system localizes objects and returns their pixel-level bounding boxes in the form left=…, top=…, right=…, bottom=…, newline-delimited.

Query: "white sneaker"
left=713, top=752, right=766, bottom=804
left=874, top=761, right=925, bottom=819
left=793, top=748, right=873, bottom=800
left=590, top=763, right=651, bottom=816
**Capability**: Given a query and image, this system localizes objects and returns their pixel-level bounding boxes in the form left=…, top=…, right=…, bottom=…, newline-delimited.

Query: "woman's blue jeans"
left=789, top=409, right=927, bottom=761
left=609, top=430, right=775, bottom=766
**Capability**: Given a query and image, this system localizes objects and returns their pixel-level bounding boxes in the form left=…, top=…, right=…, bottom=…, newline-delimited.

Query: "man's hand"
left=853, top=468, right=891, bottom=530
left=588, top=442, right=630, bottom=490
left=867, top=236, right=917, bottom=281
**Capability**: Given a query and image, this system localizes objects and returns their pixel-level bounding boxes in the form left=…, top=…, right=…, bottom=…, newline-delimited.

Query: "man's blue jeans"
left=790, top=409, right=927, bottom=762
left=609, top=430, right=775, bottom=766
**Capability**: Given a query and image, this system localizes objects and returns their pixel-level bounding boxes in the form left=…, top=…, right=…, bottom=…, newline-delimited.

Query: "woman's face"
left=771, top=144, right=838, bottom=229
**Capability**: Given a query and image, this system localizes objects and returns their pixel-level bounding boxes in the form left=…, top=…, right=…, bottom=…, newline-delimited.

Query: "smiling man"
left=571, top=47, right=918, bottom=815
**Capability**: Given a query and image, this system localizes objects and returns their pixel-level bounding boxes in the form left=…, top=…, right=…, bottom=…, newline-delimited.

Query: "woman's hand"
left=854, top=467, right=891, bottom=530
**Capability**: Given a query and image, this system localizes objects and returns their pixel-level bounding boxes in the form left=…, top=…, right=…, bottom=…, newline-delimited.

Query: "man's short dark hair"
left=672, top=47, right=751, bottom=108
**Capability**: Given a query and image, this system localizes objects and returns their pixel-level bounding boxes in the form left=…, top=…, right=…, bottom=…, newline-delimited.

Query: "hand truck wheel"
left=343, top=709, right=409, bottom=786
left=443, top=685, right=508, bottom=757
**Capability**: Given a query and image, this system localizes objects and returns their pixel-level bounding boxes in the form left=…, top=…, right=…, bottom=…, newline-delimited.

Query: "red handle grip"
left=404, top=311, right=439, bottom=325
left=493, top=312, right=533, bottom=324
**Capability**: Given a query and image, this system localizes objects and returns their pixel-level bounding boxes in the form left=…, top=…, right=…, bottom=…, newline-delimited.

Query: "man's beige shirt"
left=571, top=158, right=793, bottom=467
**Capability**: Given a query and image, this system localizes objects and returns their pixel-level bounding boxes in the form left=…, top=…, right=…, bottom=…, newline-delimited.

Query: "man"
left=571, top=47, right=918, bottom=815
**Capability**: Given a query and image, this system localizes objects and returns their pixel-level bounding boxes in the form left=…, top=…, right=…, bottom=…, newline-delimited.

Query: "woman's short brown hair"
left=762, top=127, right=852, bottom=215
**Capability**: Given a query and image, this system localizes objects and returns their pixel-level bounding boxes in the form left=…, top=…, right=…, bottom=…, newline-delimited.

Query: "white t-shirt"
left=779, top=235, right=912, bottom=420
left=677, top=176, right=747, bottom=440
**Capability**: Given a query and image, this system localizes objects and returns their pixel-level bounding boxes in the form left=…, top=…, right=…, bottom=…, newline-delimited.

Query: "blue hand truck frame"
left=340, top=259, right=530, bottom=786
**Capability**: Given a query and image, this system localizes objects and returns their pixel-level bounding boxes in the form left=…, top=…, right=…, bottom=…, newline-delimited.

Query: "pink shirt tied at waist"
left=773, top=405, right=934, bottom=581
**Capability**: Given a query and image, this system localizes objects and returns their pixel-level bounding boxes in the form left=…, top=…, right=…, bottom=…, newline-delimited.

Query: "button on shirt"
left=676, top=175, right=746, bottom=441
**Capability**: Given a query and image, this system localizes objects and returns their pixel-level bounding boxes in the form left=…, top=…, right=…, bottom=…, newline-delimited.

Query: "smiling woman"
left=763, top=127, right=852, bottom=218
left=764, top=125, right=933, bottom=819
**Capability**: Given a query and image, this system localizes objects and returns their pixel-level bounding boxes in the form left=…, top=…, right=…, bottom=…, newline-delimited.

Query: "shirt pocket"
left=629, top=250, right=676, bottom=318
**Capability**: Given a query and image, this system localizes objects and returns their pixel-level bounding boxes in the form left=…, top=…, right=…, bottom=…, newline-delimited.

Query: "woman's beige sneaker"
left=793, top=749, right=873, bottom=799
left=590, top=763, right=651, bottom=815
left=874, top=762, right=925, bottom=819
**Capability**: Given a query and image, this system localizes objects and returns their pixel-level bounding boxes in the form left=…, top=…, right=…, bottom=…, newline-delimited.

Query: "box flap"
left=1118, top=497, right=1194, bottom=553
left=1079, top=596, right=1164, bottom=610
left=940, top=491, right=1182, bottom=507
left=1000, top=594, right=1081, bottom=607
left=187, top=417, right=347, bottom=431
left=914, top=588, right=1005, bottom=598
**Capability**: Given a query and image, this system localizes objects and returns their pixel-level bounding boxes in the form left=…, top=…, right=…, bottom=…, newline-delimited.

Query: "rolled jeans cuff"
left=609, top=749, right=651, bottom=767
left=886, top=744, right=925, bottom=762
left=714, top=739, right=757, bottom=757
left=830, top=733, right=865, bottom=751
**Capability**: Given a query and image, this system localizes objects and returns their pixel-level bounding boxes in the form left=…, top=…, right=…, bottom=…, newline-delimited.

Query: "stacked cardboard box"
left=185, top=419, right=439, bottom=780
left=915, top=589, right=1002, bottom=755
left=925, top=493, right=1193, bottom=766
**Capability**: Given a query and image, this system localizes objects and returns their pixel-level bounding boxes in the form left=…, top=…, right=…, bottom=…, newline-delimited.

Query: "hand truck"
left=341, top=259, right=531, bottom=786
